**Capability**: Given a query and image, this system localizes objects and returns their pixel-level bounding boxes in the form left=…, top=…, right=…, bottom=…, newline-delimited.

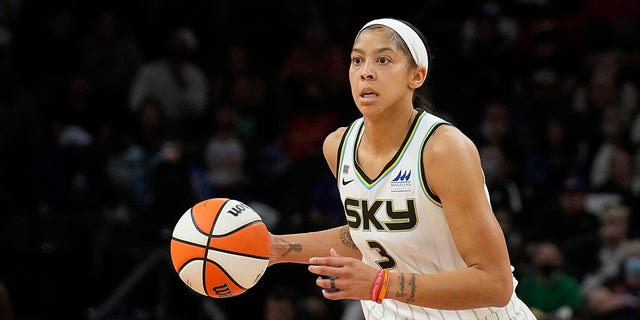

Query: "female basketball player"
left=268, top=18, right=537, bottom=319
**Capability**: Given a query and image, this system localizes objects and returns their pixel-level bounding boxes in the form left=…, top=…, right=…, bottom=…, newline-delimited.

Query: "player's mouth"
left=359, top=88, right=378, bottom=103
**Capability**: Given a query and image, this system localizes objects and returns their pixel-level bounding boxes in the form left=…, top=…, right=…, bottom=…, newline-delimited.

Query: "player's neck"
left=362, top=108, right=417, bottom=153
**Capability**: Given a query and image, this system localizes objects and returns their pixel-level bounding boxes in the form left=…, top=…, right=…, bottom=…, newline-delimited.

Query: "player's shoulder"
left=323, top=126, right=349, bottom=177
left=325, top=126, right=348, bottom=145
left=426, top=124, right=478, bottom=159
left=323, top=127, right=348, bottom=155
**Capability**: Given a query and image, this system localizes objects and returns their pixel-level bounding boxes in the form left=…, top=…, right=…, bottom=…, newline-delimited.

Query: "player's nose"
left=360, top=63, right=375, bottom=80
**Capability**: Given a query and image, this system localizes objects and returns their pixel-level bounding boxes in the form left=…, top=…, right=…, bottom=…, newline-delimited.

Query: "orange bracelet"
left=377, top=270, right=390, bottom=303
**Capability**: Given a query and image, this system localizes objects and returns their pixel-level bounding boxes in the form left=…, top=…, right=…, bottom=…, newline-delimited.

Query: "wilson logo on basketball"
left=213, top=283, right=233, bottom=297
left=227, top=203, right=250, bottom=216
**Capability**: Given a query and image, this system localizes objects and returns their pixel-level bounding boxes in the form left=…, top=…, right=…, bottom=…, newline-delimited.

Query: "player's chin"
left=356, top=99, right=377, bottom=110
left=356, top=105, right=384, bottom=119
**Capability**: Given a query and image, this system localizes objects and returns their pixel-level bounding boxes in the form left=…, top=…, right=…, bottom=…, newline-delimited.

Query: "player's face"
left=349, top=28, right=415, bottom=118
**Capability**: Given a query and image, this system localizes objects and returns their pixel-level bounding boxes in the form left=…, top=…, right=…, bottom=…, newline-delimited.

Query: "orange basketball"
left=169, top=198, right=271, bottom=298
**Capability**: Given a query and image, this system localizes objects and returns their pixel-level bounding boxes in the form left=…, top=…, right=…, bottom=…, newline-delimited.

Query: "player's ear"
left=409, top=65, right=427, bottom=89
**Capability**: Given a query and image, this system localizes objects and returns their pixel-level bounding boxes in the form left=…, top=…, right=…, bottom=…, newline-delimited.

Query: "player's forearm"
left=269, top=225, right=361, bottom=265
left=387, top=266, right=513, bottom=309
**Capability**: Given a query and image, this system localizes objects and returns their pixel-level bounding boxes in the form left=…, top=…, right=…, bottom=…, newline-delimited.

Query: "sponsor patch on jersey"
left=390, top=170, right=412, bottom=192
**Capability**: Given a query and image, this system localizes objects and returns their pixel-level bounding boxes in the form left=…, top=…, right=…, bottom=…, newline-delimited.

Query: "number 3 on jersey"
left=367, top=240, right=397, bottom=269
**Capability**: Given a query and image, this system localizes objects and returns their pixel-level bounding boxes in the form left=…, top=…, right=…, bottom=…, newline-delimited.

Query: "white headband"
left=359, top=18, right=428, bottom=70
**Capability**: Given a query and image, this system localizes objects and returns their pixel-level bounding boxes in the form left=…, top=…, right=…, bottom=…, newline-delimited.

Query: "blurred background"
left=1, top=0, right=640, bottom=319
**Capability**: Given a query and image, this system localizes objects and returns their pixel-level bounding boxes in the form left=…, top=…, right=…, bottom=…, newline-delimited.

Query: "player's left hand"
left=308, top=248, right=378, bottom=301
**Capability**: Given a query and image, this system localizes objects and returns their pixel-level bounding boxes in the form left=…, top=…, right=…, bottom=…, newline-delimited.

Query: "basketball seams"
left=171, top=236, right=208, bottom=248
left=206, top=198, right=230, bottom=235
left=209, top=220, right=264, bottom=238
left=176, top=257, right=205, bottom=273
left=211, top=260, right=249, bottom=290
left=202, top=199, right=230, bottom=295
left=208, top=220, right=271, bottom=259
left=190, top=198, right=230, bottom=235
left=207, top=247, right=270, bottom=260
left=209, top=260, right=248, bottom=290
left=189, top=207, right=210, bottom=236
left=205, top=259, right=248, bottom=292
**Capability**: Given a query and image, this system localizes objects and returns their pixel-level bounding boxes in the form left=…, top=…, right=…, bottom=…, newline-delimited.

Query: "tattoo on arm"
left=396, top=273, right=407, bottom=299
left=339, top=226, right=358, bottom=249
left=395, top=273, right=416, bottom=304
left=408, top=274, right=416, bottom=303
left=278, top=238, right=302, bottom=257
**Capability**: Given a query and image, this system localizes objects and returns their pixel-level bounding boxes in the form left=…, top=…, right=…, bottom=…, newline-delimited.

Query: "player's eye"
left=377, top=56, right=389, bottom=64
left=352, top=56, right=362, bottom=65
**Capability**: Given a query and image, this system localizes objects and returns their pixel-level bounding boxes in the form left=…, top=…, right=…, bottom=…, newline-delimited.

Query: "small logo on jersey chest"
left=391, top=170, right=412, bottom=192
left=342, top=177, right=354, bottom=185
left=341, top=165, right=354, bottom=185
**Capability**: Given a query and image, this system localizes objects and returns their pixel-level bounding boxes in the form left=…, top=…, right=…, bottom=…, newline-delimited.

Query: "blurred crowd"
left=1, top=0, right=640, bottom=319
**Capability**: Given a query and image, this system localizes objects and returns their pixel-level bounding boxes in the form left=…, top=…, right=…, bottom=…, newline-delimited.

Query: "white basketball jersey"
left=336, top=110, right=530, bottom=320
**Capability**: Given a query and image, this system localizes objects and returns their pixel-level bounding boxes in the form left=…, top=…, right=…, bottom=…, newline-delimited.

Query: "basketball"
left=169, top=198, right=271, bottom=298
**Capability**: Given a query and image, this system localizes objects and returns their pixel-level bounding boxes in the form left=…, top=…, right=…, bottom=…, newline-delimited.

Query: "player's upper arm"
left=323, top=127, right=347, bottom=178
left=424, top=126, right=487, bottom=214
left=423, top=125, right=513, bottom=290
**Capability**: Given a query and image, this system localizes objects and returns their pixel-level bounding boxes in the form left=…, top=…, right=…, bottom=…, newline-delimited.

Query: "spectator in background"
left=475, top=99, right=529, bottom=228
left=586, top=240, right=640, bottom=320
left=513, top=17, right=578, bottom=119
left=263, top=285, right=298, bottom=320
left=209, top=43, right=271, bottom=157
left=591, top=146, right=640, bottom=236
left=143, top=140, right=203, bottom=240
left=528, top=175, right=601, bottom=280
left=105, top=96, right=168, bottom=215
left=589, top=105, right=634, bottom=191
left=494, top=204, right=526, bottom=278
left=25, top=7, right=80, bottom=105
left=276, top=82, right=339, bottom=226
left=583, top=204, right=636, bottom=295
left=475, top=99, right=517, bottom=153
left=276, top=21, right=347, bottom=99
left=458, top=1, right=518, bottom=119
left=205, top=43, right=282, bottom=207
left=131, top=96, right=168, bottom=155
left=203, top=105, right=248, bottom=199
left=128, top=27, right=208, bottom=140
left=575, top=49, right=637, bottom=186
left=480, top=144, right=524, bottom=220
left=209, top=44, right=267, bottom=114
left=520, top=116, right=582, bottom=207
left=80, top=8, right=143, bottom=125
left=516, top=241, right=585, bottom=320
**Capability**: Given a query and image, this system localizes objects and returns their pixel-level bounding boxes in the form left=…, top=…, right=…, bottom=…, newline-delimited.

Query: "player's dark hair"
left=387, top=18, right=435, bottom=112
left=393, top=18, right=433, bottom=82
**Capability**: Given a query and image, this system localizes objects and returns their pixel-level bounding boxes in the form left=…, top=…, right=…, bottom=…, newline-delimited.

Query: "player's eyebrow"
left=351, top=47, right=396, bottom=56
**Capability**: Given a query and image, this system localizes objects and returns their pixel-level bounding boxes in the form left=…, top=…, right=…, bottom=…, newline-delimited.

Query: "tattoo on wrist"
left=396, top=273, right=416, bottom=303
left=340, top=226, right=358, bottom=249
left=396, top=273, right=407, bottom=299
left=408, top=274, right=416, bottom=303
left=278, top=238, right=302, bottom=257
